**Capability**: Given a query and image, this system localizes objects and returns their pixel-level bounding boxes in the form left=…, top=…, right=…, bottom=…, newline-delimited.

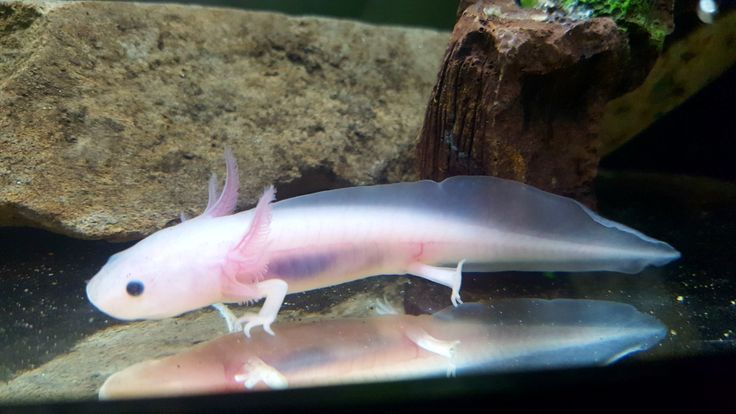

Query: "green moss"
left=557, top=0, right=669, bottom=49
left=486, top=0, right=671, bottom=47
left=560, top=0, right=637, bottom=19
left=519, top=0, right=542, bottom=8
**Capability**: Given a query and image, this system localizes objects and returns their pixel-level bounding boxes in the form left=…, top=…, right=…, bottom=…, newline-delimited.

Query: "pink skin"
left=86, top=149, right=680, bottom=336
left=85, top=149, right=267, bottom=321
left=98, top=315, right=439, bottom=399
left=97, top=299, right=666, bottom=399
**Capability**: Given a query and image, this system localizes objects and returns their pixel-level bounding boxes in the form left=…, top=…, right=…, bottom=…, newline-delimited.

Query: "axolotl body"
left=86, top=150, right=680, bottom=335
left=98, top=299, right=667, bottom=399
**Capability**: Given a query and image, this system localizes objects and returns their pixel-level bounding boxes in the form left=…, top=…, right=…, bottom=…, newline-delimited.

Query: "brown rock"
left=417, top=0, right=631, bottom=202
left=0, top=1, right=449, bottom=240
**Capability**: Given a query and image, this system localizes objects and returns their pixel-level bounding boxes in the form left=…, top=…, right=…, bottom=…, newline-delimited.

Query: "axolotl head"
left=85, top=223, right=223, bottom=320
left=86, top=149, right=274, bottom=322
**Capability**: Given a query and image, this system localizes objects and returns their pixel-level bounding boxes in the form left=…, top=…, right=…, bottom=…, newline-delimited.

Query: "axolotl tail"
left=272, top=176, right=680, bottom=274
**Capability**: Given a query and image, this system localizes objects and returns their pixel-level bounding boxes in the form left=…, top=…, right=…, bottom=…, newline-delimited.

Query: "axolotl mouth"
left=85, top=273, right=106, bottom=313
left=85, top=279, right=126, bottom=320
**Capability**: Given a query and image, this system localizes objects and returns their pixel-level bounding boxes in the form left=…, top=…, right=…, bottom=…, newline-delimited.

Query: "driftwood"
left=417, top=0, right=633, bottom=203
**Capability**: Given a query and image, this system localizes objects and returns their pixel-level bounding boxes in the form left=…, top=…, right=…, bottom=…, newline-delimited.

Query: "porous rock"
left=0, top=1, right=448, bottom=240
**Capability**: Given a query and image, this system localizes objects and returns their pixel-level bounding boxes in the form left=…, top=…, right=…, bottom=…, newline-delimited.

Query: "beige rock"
left=0, top=1, right=448, bottom=240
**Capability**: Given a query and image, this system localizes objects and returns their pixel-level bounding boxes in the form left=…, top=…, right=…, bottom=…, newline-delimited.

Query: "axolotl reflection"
left=86, top=150, right=680, bottom=336
left=98, top=299, right=667, bottom=399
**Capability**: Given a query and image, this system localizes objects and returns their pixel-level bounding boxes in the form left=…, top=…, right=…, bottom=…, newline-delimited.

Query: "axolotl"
left=97, top=298, right=666, bottom=399
left=86, top=150, right=680, bottom=336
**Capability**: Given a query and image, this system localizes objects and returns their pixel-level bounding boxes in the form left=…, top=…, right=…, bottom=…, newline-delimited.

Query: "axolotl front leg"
left=223, top=279, right=289, bottom=338
left=208, top=185, right=292, bottom=337
left=211, top=279, right=288, bottom=336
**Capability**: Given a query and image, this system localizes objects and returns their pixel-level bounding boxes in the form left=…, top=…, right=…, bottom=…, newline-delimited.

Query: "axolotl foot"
left=238, top=279, right=289, bottom=337
left=237, top=313, right=277, bottom=337
left=216, top=279, right=288, bottom=337
left=407, top=259, right=466, bottom=307
left=450, top=259, right=465, bottom=306
left=234, top=357, right=288, bottom=390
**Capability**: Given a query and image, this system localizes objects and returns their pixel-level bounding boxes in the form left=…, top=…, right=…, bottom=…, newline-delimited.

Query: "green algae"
left=521, top=0, right=671, bottom=49
left=564, top=0, right=669, bottom=47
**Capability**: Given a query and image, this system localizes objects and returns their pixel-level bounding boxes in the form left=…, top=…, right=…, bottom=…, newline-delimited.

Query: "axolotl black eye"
left=126, top=280, right=145, bottom=297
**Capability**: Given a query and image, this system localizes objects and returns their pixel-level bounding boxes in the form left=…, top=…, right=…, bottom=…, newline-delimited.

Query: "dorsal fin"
left=201, top=148, right=239, bottom=218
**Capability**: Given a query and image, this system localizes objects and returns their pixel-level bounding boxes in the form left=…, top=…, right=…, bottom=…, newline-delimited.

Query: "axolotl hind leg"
left=215, top=183, right=294, bottom=337
left=407, top=259, right=467, bottom=306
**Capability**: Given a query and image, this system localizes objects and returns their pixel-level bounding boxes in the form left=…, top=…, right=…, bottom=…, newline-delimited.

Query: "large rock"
left=0, top=1, right=448, bottom=240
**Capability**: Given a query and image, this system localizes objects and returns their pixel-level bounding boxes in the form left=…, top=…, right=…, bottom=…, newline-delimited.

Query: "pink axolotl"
left=86, top=150, right=680, bottom=336
left=97, top=299, right=666, bottom=399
